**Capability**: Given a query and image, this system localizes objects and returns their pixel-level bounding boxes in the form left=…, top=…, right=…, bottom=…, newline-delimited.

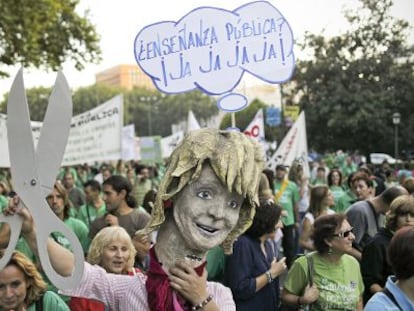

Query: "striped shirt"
left=61, top=262, right=236, bottom=310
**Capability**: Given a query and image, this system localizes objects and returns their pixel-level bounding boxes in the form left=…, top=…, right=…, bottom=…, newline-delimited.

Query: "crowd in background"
left=0, top=150, right=413, bottom=310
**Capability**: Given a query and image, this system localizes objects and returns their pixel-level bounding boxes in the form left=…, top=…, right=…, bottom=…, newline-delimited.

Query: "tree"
left=0, top=0, right=101, bottom=77
left=285, top=0, right=414, bottom=155
left=72, top=84, right=122, bottom=116
left=125, top=89, right=218, bottom=137
left=0, top=86, right=51, bottom=121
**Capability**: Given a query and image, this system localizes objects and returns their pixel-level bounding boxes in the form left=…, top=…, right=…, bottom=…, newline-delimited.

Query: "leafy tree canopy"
left=0, top=0, right=101, bottom=77
left=285, top=0, right=414, bottom=155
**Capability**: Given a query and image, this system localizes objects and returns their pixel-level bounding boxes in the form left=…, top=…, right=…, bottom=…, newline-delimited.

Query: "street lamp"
left=140, top=96, right=158, bottom=136
left=392, top=112, right=401, bottom=160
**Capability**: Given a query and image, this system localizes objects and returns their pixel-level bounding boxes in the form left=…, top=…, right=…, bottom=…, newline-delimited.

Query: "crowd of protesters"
left=0, top=149, right=414, bottom=310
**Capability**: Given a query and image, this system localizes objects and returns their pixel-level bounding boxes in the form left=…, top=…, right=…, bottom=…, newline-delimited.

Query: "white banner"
left=0, top=95, right=123, bottom=167
left=266, top=111, right=310, bottom=178
left=0, top=115, right=42, bottom=167
left=122, top=124, right=137, bottom=161
left=244, top=109, right=265, bottom=144
left=161, top=131, right=184, bottom=158
left=187, top=110, right=201, bottom=132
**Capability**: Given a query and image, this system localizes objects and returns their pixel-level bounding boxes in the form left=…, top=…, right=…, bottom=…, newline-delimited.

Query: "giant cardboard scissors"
left=0, top=69, right=84, bottom=290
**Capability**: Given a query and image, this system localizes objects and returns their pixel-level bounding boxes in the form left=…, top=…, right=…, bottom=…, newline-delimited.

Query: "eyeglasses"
left=333, top=227, right=353, bottom=238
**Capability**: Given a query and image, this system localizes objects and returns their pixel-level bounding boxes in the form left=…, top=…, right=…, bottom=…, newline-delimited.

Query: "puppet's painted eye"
left=228, top=200, right=239, bottom=209
left=197, top=190, right=212, bottom=200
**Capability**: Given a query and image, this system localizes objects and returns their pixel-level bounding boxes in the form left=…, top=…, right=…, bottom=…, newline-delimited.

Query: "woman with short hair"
left=69, top=226, right=143, bottom=310
left=282, top=213, right=364, bottom=311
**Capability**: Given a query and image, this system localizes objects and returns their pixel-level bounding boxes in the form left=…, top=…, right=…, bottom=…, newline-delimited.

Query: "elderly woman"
left=361, top=195, right=414, bottom=304
left=225, top=174, right=287, bottom=310
left=69, top=226, right=142, bottom=310
left=364, top=226, right=414, bottom=310
left=0, top=251, right=69, bottom=310
left=282, top=213, right=364, bottom=311
left=8, top=128, right=264, bottom=311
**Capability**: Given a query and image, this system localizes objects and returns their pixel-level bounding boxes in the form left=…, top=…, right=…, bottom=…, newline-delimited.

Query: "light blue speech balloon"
left=134, top=1, right=295, bottom=112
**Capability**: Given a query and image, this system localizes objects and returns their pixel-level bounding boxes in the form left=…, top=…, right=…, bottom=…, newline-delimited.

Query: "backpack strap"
left=382, top=287, right=403, bottom=311
left=305, top=254, right=315, bottom=311
left=306, top=254, right=314, bottom=286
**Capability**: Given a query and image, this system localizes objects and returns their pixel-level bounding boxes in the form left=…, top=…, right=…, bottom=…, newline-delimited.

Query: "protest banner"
left=0, top=95, right=123, bottom=167
left=266, top=111, right=310, bottom=177
left=122, top=124, right=137, bottom=161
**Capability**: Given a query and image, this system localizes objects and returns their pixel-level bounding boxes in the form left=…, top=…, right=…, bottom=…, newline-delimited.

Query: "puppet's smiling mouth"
left=196, top=223, right=219, bottom=234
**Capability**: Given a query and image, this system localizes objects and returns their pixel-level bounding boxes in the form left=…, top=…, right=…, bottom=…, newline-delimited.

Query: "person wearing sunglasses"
left=282, top=213, right=364, bottom=311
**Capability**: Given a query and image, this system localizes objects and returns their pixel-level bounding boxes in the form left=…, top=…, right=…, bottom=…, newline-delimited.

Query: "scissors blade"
left=7, top=68, right=38, bottom=196
left=36, top=72, right=72, bottom=195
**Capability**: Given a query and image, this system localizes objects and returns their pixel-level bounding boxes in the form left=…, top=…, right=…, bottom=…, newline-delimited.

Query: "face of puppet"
left=173, top=164, right=244, bottom=252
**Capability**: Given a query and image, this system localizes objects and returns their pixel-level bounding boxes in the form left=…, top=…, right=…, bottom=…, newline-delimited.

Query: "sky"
left=0, top=0, right=413, bottom=98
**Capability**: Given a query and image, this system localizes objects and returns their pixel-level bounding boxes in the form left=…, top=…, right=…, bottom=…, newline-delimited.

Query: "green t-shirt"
left=76, top=202, right=106, bottom=227
left=335, top=190, right=357, bottom=213
left=330, top=185, right=345, bottom=211
left=284, top=252, right=364, bottom=311
left=51, top=217, right=90, bottom=253
left=0, top=194, right=8, bottom=210
left=274, top=180, right=300, bottom=226
left=206, top=246, right=225, bottom=283
left=26, top=291, right=70, bottom=311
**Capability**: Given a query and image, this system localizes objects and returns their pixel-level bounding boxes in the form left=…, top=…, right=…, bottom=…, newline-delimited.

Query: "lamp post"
left=140, top=96, right=158, bottom=136
left=392, top=112, right=401, bottom=161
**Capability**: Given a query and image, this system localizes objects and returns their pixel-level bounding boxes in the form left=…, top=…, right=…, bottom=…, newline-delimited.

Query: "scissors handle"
left=31, top=204, right=84, bottom=291
left=0, top=214, right=23, bottom=269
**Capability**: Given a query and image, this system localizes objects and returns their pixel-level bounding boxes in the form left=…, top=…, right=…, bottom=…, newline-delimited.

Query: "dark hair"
left=103, top=175, right=136, bottom=208
left=312, top=213, right=346, bottom=254
left=262, top=168, right=275, bottom=193
left=142, top=189, right=157, bottom=214
left=351, top=172, right=374, bottom=188
left=381, top=186, right=408, bottom=206
left=244, top=201, right=282, bottom=239
left=327, top=168, right=343, bottom=187
left=316, top=166, right=326, bottom=173
left=388, top=226, right=414, bottom=280
left=346, top=172, right=355, bottom=189
left=83, top=179, right=102, bottom=192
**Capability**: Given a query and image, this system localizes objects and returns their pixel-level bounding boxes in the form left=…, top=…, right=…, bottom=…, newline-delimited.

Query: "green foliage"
left=285, top=0, right=414, bottom=154
left=124, top=89, right=218, bottom=137
left=0, top=0, right=101, bottom=77
left=0, top=86, right=51, bottom=121
left=72, top=84, right=121, bottom=116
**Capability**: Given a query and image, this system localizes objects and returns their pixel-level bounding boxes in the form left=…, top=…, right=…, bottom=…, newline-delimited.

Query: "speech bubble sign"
left=134, top=1, right=295, bottom=112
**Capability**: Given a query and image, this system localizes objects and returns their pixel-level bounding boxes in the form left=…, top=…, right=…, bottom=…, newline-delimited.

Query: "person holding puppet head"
left=7, top=128, right=264, bottom=311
